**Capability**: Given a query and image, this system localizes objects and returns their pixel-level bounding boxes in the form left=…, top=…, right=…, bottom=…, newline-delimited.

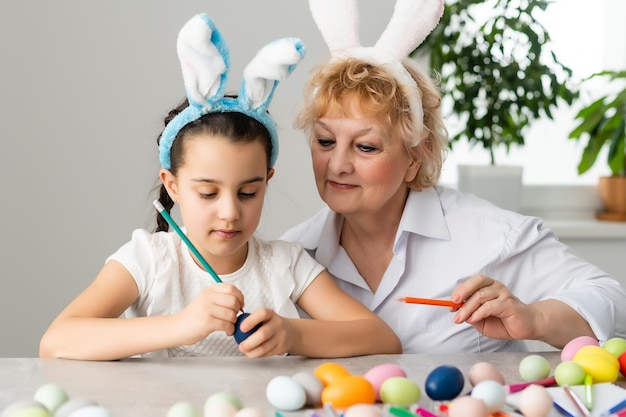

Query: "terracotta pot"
left=596, top=176, right=626, bottom=221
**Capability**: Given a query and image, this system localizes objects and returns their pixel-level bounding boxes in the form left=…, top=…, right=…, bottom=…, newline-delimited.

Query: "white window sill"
left=441, top=183, right=626, bottom=240
left=521, top=185, right=626, bottom=239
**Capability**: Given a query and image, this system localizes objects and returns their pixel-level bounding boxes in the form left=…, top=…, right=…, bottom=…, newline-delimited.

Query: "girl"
left=39, top=14, right=401, bottom=360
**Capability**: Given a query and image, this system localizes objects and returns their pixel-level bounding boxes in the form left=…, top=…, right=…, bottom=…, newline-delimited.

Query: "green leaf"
left=607, top=119, right=626, bottom=175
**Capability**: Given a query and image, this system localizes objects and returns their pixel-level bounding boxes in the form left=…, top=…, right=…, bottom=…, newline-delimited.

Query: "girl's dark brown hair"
left=153, top=99, right=272, bottom=232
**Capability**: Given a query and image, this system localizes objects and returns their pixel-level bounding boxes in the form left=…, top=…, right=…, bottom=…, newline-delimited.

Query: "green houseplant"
left=568, top=70, right=626, bottom=220
left=413, top=0, right=578, bottom=165
left=410, top=0, right=578, bottom=211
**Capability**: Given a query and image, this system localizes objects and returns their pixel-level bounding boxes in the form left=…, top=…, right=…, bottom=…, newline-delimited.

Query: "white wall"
left=0, top=1, right=401, bottom=357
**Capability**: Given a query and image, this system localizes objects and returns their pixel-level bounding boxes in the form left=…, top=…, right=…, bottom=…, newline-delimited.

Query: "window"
left=439, top=0, right=626, bottom=186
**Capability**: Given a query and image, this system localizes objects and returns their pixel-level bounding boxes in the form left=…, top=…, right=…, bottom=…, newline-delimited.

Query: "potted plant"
left=412, top=0, right=578, bottom=211
left=568, top=70, right=626, bottom=221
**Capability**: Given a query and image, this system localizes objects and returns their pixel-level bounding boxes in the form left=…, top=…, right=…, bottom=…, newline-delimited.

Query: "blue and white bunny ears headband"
left=159, top=13, right=306, bottom=169
left=308, top=0, right=444, bottom=147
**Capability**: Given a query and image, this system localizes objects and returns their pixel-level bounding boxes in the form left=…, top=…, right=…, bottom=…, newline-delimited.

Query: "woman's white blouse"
left=281, top=186, right=626, bottom=353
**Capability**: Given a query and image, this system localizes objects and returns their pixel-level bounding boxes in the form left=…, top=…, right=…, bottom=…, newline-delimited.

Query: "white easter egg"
left=470, top=380, right=506, bottom=413
left=33, top=383, right=68, bottom=413
left=66, top=405, right=113, bottom=417
left=266, top=376, right=306, bottom=411
left=55, top=399, right=98, bottom=417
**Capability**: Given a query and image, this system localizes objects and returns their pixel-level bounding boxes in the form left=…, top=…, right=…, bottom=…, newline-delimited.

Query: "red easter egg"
left=619, top=351, right=626, bottom=377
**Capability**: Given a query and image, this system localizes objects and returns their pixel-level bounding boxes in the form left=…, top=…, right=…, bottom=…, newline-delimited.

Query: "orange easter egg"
left=321, top=375, right=376, bottom=409
left=314, top=362, right=351, bottom=387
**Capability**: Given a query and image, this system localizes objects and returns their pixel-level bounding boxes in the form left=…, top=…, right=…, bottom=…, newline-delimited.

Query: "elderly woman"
left=281, top=0, right=626, bottom=353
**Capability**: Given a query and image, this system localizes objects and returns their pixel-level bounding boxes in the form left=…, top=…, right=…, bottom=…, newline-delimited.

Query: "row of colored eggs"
left=265, top=336, right=626, bottom=414
left=183, top=337, right=626, bottom=417
left=4, top=336, right=625, bottom=417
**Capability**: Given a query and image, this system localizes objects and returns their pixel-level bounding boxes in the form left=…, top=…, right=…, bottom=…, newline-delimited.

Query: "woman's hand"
left=451, top=274, right=539, bottom=341
left=236, top=308, right=295, bottom=358
left=175, top=283, right=244, bottom=346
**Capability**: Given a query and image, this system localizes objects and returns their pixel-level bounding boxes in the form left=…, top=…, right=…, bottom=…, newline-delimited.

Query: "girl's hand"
left=236, top=308, right=294, bottom=358
left=451, top=274, right=539, bottom=341
left=175, top=283, right=244, bottom=346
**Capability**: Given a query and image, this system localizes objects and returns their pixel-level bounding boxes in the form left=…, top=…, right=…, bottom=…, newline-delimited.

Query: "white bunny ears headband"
left=159, top=14, right=306, bottom=169
left=308, top=0, right=444, bottom=146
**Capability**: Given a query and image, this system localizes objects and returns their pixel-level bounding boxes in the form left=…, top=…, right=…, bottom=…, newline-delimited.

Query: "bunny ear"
left=176, top=14, right=230, bottom=108
left=160, top=13, right=306, bottom=170
left=309, top=0, right=361, bottom=52
left=375, top=0, right=445, bottom=60
left=240, top=38, right=306, bottom=111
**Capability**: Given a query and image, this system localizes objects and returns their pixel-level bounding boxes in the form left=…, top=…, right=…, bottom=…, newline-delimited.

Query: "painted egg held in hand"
left=233, top=313, right=262, bottom=344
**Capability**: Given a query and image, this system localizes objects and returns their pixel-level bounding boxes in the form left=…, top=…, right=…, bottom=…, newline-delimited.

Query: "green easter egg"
left=6, top=407, right=51, bottom=417
left=380, top=377, right=421, bottom=408
left=204, top=391, right=243, bottom=409
left=166, top=401, right=201, bottom=417
left=519, top=355, right=551, bottom=382
left=554, top=361, right=586, bottom=386
left=603, top=337, right=626, bottom=359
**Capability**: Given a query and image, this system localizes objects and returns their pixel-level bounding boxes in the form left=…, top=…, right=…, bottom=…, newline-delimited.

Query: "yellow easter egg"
left=321, top=375, right=376, bottom=409
left=573, top=345, right=620, bottom=382
left=314, top=362, right=351, bottom=387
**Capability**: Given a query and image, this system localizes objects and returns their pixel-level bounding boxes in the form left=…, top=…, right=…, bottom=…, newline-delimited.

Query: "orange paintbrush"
left=396, top=296, right=463, bottom=309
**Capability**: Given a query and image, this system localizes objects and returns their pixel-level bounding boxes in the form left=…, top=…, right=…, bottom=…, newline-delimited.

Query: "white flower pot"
left=457, top=165, right=524, bottom=212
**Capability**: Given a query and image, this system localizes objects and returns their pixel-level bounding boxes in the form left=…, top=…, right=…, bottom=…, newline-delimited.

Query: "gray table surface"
left=0, top=352, right=573, bottom=417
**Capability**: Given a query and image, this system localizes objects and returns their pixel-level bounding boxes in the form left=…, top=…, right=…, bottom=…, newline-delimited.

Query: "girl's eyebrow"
left=192, top=176, right=266, bottom=185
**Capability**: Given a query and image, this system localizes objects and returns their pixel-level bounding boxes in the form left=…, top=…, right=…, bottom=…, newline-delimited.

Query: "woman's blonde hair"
left=296, top=58, right=448, bottom=190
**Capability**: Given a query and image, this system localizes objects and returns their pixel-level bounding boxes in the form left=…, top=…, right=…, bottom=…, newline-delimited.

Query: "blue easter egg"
left=425, top=365, right=465, bottom=401
left=233, top=313, right=262, bottom=344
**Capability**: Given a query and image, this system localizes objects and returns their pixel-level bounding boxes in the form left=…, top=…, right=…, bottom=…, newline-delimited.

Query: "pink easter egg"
left=519, top=385, right=553, bottom=417
left=468, top=361, right=506, bottom=386
left=363, top=363, right=407, bottom=401
left=561, top=336, right=599, bottom=361
left=447, top=396, right=490, bottom=417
